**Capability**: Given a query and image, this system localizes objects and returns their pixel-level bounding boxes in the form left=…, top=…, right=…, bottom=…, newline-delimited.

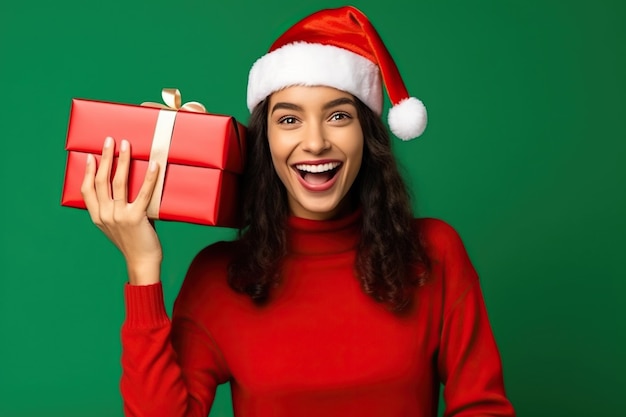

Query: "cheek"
left=268, top=147, right=285, bottom=177
left=350, top=151, right=364, bottom=184
left=267, top=138, right=291, bottom=185
left=339, top=135, right=364, bottom=194
left=267, top=130, right=281, bottom=165
left=348, top=135, right=365, bottom=174
left=267, top=127, right=290, bottom=160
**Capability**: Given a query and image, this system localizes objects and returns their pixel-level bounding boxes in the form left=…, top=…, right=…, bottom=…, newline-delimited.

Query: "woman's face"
left=267, top=85, right=364, bottom=220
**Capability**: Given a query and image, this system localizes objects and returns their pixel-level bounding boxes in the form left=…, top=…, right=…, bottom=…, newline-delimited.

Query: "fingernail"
left=104, top=137, right=113, bottom=148
left=121, top=139, right=129, bottom=152
left=86, top=153, right=93, bottom=164
left=149, top=161, right=157, bottom=171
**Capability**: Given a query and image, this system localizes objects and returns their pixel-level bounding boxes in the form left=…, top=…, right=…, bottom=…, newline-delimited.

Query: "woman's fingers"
left=133, top=161, right=160, bottom=210
left=81, top=153, right=102, bottom=226
left=82, top=136, right=160, bottom=225
left=112, top=139, right=130, bottom=204
left=95, top=136, right=114, bottom=205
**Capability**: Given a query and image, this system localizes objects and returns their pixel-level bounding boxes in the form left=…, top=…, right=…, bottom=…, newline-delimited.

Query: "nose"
left=301, top=123, right=330, bottom=154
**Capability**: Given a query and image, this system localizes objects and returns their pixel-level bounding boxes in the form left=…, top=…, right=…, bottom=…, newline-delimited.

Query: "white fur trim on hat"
left=247, top=42, right=383, bottom=113
left=387, top=97, right=427, bottom=140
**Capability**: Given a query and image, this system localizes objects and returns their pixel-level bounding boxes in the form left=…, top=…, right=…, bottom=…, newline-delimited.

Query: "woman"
left=82, top=6, right=515, bottom=417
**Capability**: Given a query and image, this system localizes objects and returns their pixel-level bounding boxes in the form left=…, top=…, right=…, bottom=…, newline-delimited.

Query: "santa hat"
left=247, top=6, right=427, bottom=140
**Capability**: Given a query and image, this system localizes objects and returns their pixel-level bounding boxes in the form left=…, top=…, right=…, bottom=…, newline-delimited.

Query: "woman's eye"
left=278, top=116, right=298, bottom=124
left=330, top=112, right=351, bottom=122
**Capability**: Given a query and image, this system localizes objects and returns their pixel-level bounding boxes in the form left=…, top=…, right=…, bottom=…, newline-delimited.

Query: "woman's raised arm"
left=81, top=136, right=227, bottom=415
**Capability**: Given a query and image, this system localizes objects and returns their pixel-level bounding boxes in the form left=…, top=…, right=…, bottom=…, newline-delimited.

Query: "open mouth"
left=294, top=162, right=342, bottom=185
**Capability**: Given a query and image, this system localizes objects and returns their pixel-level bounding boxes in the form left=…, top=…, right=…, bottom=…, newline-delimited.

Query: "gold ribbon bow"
left=141, top=88, right=206, bottom=219
left=142, top=88, right=207, bottom=113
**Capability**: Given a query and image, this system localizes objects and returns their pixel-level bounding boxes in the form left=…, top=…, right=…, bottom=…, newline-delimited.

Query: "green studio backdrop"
left=0, top=0, right=624, bottom=416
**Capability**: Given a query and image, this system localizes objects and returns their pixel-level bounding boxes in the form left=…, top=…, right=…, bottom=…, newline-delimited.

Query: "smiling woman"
left=229, top=83, right=425, bottom=310
left=80, top=5, right=516, bottom=417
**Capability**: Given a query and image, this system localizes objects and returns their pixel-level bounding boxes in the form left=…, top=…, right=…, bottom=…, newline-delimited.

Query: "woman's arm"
left=432, top=221, right=515, bottom=417
left=121, top=282, right=228, bottom=416
left=82, top=137, right=228, bottom=416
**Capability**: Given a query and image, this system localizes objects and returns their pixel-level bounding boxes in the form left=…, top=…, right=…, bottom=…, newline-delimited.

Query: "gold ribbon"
left=141, top=88, right=207, bottom=113
left=141, top=89, right=207, bottom=219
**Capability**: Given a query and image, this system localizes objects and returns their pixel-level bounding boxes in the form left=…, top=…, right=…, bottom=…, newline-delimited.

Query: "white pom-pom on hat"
left=247, top=6, right=427, bottom=141
left=388, top=97, right=428, bottom=141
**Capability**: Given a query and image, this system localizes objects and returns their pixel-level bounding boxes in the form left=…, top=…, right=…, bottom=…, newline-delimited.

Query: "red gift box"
left=61, top=89, right=246, bottom=227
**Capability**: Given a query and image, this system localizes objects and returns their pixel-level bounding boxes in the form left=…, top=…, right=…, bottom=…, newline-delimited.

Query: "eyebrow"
left=322, top=97, right=357, bottom=110
left=271, top=102, right=303, bottom=114
left=270, top=97, right=357, bottom=115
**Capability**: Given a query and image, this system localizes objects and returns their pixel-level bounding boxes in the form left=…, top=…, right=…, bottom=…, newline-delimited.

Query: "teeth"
left=295, top=162, right=340, bottom=173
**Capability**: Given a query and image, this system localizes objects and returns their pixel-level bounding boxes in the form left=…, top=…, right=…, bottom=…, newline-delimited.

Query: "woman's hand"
left=81, top=136, right=162, bottom=285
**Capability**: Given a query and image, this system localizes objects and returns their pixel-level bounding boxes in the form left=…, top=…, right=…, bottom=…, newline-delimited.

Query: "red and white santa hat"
left=247, top=6, right=427, bottom=140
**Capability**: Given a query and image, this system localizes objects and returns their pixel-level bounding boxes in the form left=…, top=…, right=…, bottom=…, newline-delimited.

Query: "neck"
left=287, top=193, right=357, bottom=221
left=286, top=208, right=362, bottom=256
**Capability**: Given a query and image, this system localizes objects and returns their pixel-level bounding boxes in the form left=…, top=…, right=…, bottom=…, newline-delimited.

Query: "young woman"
left=82, top=6, right=515, bottom=417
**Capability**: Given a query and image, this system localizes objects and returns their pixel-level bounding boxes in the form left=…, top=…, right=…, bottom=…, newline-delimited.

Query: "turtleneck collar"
left=286, top=209, right=362, bottom=256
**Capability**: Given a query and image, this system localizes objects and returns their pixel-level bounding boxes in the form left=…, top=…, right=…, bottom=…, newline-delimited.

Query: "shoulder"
left=413, top=217, right=468, bottom=262
left=188, top=240, right=241, bottom=272
left=174, top=240, right=242, bottom=312
left=413, top=217, right=480, bottom=296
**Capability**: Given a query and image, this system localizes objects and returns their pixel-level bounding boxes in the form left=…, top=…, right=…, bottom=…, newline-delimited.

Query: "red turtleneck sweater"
left=120, top=213, right=515, bottom=416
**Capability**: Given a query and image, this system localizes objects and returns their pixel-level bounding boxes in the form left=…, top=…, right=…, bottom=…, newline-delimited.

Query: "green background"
left=1, top=0, right=624, bottom=416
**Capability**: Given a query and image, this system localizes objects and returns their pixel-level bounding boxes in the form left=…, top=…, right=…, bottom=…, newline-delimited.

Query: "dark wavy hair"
left=228, top=96, right=430, bottom=312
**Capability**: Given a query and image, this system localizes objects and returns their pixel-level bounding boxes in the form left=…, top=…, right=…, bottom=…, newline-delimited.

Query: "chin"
left=293, top=193, right=354, bottom=220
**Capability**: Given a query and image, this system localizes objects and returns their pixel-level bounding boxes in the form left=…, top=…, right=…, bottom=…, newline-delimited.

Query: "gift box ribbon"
left=141, top=88, right=207, bottom=219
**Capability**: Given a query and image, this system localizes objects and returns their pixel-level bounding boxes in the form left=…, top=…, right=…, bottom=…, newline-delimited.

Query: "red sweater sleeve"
left=120, top=266, right=230, bottom=416
left=430, top=221, right=515, bottom=416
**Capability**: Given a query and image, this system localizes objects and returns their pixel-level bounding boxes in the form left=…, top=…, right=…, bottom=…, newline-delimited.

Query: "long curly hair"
left=227, top=96, right=430, bottom=312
